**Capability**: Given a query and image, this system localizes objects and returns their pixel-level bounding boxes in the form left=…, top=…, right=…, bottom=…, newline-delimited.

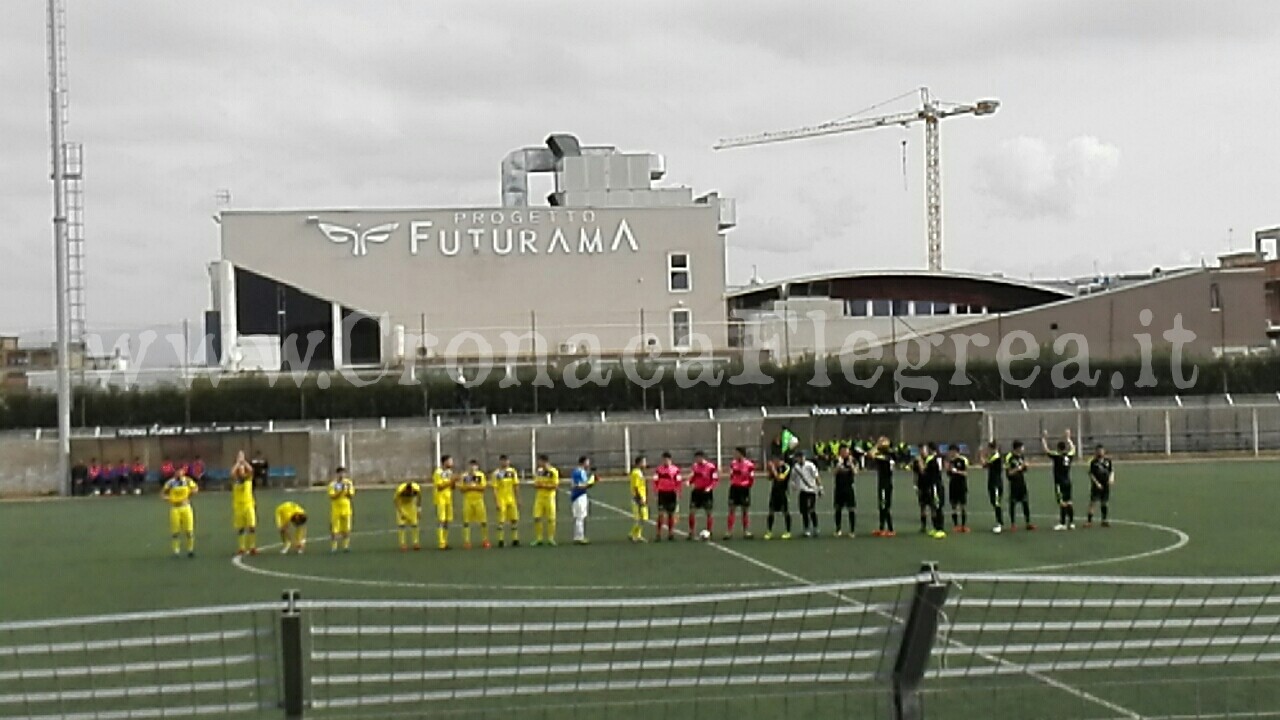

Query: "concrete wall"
left=0, top=437, right=60, bottom=495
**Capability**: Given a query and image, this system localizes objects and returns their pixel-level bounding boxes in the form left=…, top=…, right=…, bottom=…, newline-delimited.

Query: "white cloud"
left=975, top=135, right=1120, bottom=220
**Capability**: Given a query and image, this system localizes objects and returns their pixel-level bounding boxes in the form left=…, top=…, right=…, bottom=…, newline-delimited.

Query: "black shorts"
left=877, top=482, right=894, bottom=509
left=948, top=478, right=968, bottom=506
left=657, top=491, right=678, bottom=514
left=833, top=483, right=856, bottom=509
left=987, top=480, right=1004, bottom=507
left=1009, top=478, right=1028, bottom=503
left=769, top=486, right=789, bottom=513
left=917, top=483, right=943, bottom=508
left=690, top=489, right=714, bottom=511
left=798, top=491, right=818, bottom=515
left=728, top=485, right=752, bottom=508
left=1055, top=482, right=1073, bottom=504
left=1090, top=483, right=1110, bottom=502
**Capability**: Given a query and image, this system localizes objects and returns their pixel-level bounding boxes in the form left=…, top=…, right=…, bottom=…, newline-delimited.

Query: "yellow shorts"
left=463, top=498, right=488, bottom=524
left=395, top=504, right=419, bottom=526
left=496, top=497, right=519, bottom=523
left=533, top=492, right=556, bottom=520
left=169, top=506, right=194, bottom=535
left=435, top=498, right=454, bottom=524
left=331, top=512, right=352, bottom=535
left=232, top=505, right=257, bottom=531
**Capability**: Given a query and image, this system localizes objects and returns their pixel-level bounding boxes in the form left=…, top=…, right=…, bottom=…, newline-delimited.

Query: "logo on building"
left=317, top=222, right=400, bottom=257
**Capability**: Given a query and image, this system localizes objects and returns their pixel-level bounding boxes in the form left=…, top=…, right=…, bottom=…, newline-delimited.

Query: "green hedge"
left=1, top=353, right=1276, bottom=429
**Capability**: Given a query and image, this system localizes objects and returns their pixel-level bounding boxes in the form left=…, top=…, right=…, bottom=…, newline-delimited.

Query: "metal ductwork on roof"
left=502, top=134, right=622, bottom=207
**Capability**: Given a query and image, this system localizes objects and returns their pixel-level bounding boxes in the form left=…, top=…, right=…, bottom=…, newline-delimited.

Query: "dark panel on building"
left=204, top=311, right=222, bottom=366
left=342, top=309, right=382, bottom=366
left=234, top=267, right=335, bottom=370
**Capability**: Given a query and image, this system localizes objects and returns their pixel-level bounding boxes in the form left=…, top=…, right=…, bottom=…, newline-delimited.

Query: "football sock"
left=705, top=516, right=713, bottom=534
left=497, top=526, right=505, bottom=543
left=330, top=538, right=338, bottom=552
left=398, top=527, right=407, bottom=546
left=784, top=513, right=792, bottom=532
left=834, top=511, right=843, bottom=532
left=742, top=513, right=750, bottom=530
left=437, top=527, right=447, bottom=547
left=463, top=526, right=472, bottom=545
left=952, top=511, right=959, bottom=527
left=1022, top=503, right=1032, bottom=524
left=996, top=507, right=1005, bottom=525
left=1059, top=507, right=1067, bottom=525
left=727, top=513, right=735, bottom=532
left=534, top=524, right=544, bottom=542
left=186, top=534, right=195, bottom=552
left=1087, top=511, right=1094, bottom=523
left=767, top=513, right=775, bottom=532
left=548, top=518, right=557, bottom=540
left=481, top=525, right=489, bottom=543
left=1102, top=504, right=1109, bottom=521
left=342, top=535, right=351, bottom=550
left=509, top=525, right=517, bottom=543
left=960, top=508, right=967, bottom=527
left=411, top=527, right=419, bottom=545
left=171, top=535, right=180, bottom=554
left=247, top=530, right=256, bottom=550
left=1067, top=505, right=1074, bottom=524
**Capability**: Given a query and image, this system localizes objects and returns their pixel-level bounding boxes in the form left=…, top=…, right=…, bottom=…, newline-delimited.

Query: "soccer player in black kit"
left=1005, top=441, right=1035, bottom=531
left=982, top=441, right=1006, bottom=533
left=1086, top=444, right=1115, bottom=527
left=1042, top=429, right=1077, bottom=530
left=870, top=437, right=896, bottom=537
left=947, top=445, right=970, bottom=533
left=832, top=444, right=857, bottom=537
left=917, top=443, right=947, bottom=539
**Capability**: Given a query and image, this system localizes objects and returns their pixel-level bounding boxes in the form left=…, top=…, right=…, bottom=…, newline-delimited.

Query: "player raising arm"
left=275, top=502, right=308, bottom=554
left=1086, top=444, right=1115, bottom=527
left=492, top=455, right=520, bottom=548
left=725, top=447, right=756, bottom=540
left=432, top=456, right=456, bottom=550
left=629, top=455, right=649, bottom=543
left=531, top=455, right=560, bottom=546
left=393, top=479, right=422, bottom=551
left=1043, top=430, right=1077, bottom=530
left=230, top=451, right=257, bottom=555
left=161, top=466, right=198, bottom=558
left=328, top=467, right=356, bottom=553
left=653, top=453, right=682, bottom=542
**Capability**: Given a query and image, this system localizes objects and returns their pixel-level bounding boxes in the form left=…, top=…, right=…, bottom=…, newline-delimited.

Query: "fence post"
left=280, top=589, right=305, bottom=720
left=530, top=428, right=537, bottom=475
left=1164, top=410, right=1172, bottom=456
left=623, top=426, right=631, bottom=474
left=715, top=422, right=723, bottom=471
left=892, top=562, right=950, bottom=720
left=1253, top=407, right=1260, bottom=457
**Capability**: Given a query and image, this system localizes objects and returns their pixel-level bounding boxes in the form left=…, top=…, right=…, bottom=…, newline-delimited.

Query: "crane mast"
left=716, top=87, right=998, bottom=272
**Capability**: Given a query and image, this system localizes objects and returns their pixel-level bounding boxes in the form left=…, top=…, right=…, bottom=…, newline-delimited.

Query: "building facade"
left=209, top=136, right=736, bottom=370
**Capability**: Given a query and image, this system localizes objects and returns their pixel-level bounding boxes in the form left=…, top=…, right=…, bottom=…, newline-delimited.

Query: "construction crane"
left=715, top=87, right=998, bottom=272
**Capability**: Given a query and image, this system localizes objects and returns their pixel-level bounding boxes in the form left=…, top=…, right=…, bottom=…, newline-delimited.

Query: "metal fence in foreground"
left=3, top=570, right=1280, bottom=719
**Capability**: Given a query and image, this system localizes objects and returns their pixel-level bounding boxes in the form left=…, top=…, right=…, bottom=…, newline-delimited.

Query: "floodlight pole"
left=46, top=0, right=72, bottom=494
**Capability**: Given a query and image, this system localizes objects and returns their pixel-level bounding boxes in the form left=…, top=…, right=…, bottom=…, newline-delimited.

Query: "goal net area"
left=2, top=571, right=1280, bottom=719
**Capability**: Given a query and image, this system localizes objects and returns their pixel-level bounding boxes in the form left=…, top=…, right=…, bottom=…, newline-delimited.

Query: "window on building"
left=892, top=300, right=910, bottom=317
left=671, top=309, right=692, bottom=350
left=847, top=299, right=869, bottom=317
left=871, top=299, right=892, bottom=317
left=932, top=301, right=952, bottom=315
left=914, top=301, right=933, bottom=317
left=668, top=253, right=691, bottom=292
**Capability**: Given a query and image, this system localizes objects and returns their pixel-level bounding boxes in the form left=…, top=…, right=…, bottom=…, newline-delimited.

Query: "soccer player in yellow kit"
left=532, top=454, right=560, bottom=546
left=394, top=480, right=423, bottom=551
left=328, top=467, right=356, bottom=553
left=432, top=456, right=456, bottom=550
left=630, top=455, right=649, bottom=543
left=161, top=467, right=198, bottom=557
left=460, top=459, right=490, bottom=549
left=230, top=452, right=257, bottom=555
left=275, top=502, right=308, bottom=554
left=491, top=454, right=520, bottom=548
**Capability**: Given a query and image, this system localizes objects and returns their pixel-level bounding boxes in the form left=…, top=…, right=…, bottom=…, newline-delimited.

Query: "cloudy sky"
left=3, top=1, right=1279, bottom=339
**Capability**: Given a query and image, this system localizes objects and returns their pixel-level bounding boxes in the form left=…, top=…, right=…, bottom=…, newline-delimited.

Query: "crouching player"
left=161, top=467, right=198, bottom=558
left=725, top=447, right=755, bottom=540
left=394, top=479, right=422, bottom=551
left=629, top=455, right=649, bottom=543
left=275, top=502, right=308, bottom=554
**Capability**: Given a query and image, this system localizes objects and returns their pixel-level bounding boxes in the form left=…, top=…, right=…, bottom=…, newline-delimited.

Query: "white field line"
left=592, top=497, right=1145, bottom=720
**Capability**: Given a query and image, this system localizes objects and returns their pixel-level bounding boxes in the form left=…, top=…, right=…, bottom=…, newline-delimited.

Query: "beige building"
left=209, top=135, right=735, bottom=370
